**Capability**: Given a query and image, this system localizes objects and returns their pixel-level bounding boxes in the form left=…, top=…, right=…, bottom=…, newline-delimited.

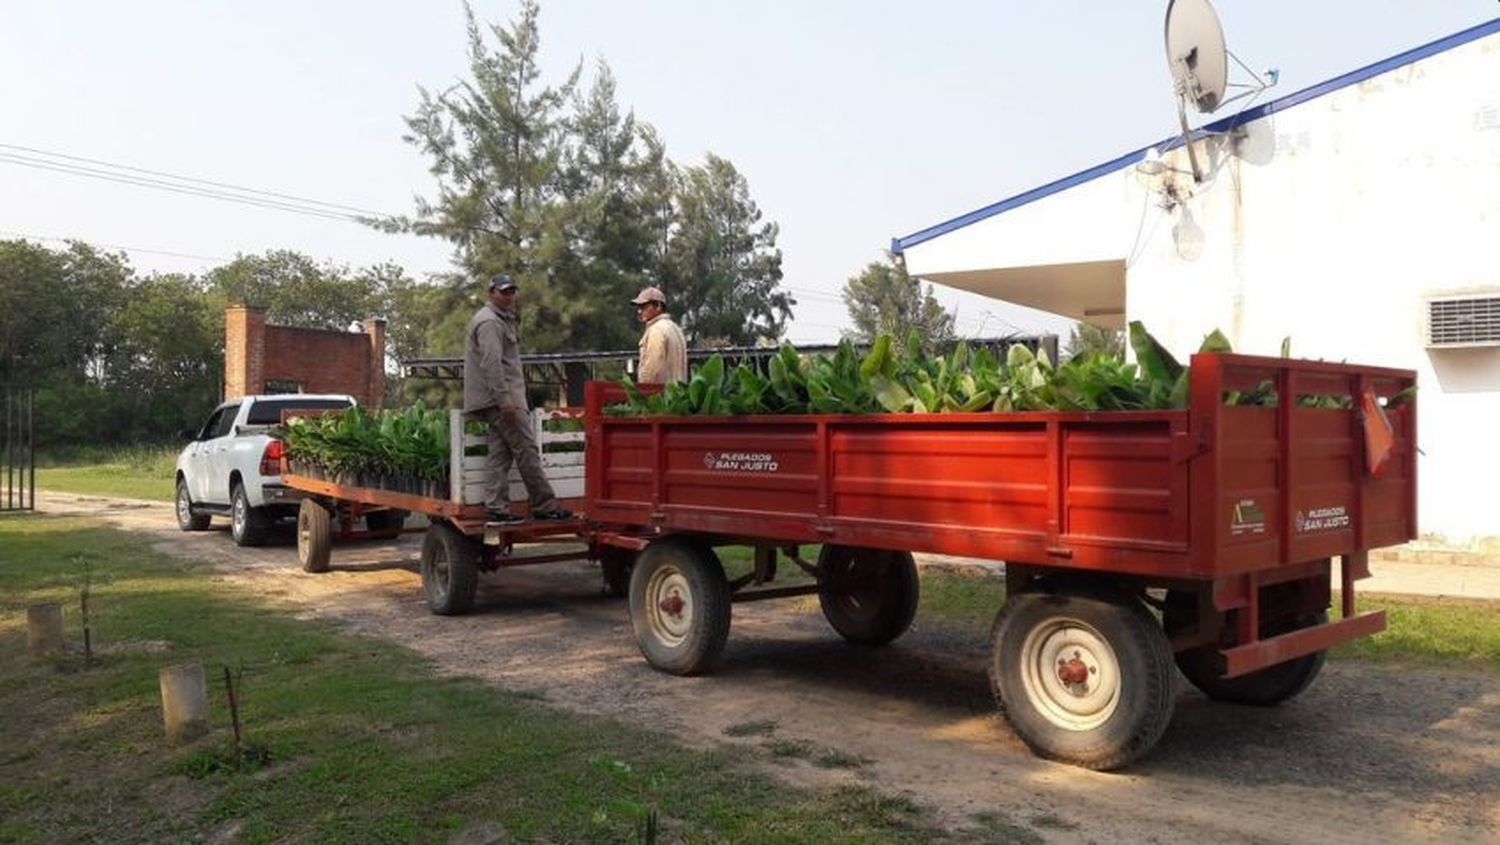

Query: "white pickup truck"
left=174, top=394, right=367, bottom=546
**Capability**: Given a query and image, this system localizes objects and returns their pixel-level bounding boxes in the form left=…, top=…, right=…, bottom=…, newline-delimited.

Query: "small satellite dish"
left=1164, top=0, right=1228, bottom=114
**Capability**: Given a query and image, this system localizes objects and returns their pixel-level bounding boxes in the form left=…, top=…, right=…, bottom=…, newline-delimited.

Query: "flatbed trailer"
left=281, top=408, right=619, bottom=612
left=583, top=352, right=1418, bottom=769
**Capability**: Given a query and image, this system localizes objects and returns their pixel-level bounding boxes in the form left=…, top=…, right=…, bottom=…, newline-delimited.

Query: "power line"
left=0, top=151, right=378, bottom=223
left=0, top=230, right=230, bottom=264
left=0, top=142, right=392, bottom=217
left=0, top=141, right=399, bottom=222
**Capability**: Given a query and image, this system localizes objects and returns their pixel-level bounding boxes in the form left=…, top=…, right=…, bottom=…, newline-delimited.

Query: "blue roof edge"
left=891, top=15, right=1500, bottom=256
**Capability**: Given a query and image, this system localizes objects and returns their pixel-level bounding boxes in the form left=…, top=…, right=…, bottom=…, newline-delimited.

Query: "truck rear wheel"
left=817, top=546, right=919, bottom=645
left=297, top=499, right=333, bottom=573
left=990, top=589, right=1174, bottom=771
left=421, top=523, right=479, bottom=616
left=1166, top=592, right=1327, bottom=706
left=629, top=539, right=731, bottom=675
left=230, top=482, right=271, bottom=547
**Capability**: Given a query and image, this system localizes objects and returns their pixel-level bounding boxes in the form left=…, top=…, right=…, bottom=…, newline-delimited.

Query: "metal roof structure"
left=402, top=334, right=1057, bottom=385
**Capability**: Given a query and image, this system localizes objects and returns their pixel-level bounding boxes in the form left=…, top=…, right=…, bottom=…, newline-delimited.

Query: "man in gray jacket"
left=463, top=274, right=571, bottom=524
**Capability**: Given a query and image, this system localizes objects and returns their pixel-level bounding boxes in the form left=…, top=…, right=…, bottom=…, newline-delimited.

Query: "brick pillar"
left=224, top=305, right=267, bottom=400
left=365, top=317, right=387, bottom=409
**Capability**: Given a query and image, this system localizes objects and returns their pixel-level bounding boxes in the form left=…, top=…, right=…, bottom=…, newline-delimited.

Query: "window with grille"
left=1426, top=295, right=1500, bottom=348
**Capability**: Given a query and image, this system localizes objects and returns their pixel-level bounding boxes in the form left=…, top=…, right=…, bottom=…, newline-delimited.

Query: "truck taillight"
left=261, top=440, right=285, bottom=476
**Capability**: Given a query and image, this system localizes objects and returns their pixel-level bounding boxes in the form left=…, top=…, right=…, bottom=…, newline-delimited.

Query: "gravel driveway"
left=37, top=491, right=1500, bottom=844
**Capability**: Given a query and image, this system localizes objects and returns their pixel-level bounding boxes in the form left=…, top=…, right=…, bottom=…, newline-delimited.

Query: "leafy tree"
left=841, top=257, right=955, bottom=351
left=1065, top=323, right=1126, bottom=360
left=204, top=250, right=386, bottom=330
left=104, top=273, right=223, bottom=439
left=661, top=154, right=791, bottom=345
left=0, top=239, right=131, bottom=388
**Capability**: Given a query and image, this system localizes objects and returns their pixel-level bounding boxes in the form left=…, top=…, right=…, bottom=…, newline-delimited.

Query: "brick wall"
left=223, top=306, right=386, bottom=407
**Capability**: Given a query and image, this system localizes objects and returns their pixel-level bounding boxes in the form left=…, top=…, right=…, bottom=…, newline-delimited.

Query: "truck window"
left=197, top=408, right=227, bottom=441
left=213, top=404, right=241, bottom=438
left=246, top=398, right=353, bottom=425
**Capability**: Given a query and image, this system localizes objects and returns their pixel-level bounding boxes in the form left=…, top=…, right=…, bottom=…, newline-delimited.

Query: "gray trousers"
left=472, top=406, right=558, bottom=513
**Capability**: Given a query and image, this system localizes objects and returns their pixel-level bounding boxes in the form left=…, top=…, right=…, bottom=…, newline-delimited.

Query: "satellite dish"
left=1164, top=0, right=1228, bottom=114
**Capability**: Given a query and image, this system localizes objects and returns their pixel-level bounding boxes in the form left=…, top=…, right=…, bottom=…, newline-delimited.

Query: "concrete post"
left=159, top=663, right=211, bottom=743
left=26, top=603, right=64, bottom=656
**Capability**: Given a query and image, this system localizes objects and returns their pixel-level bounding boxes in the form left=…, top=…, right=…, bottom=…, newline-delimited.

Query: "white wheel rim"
left=645, top=565, right=693, bottom=647
left=232, top=495, right=245, bottom=535
left=297, top=511, right=311, bottom=556
left=429, top=544, right=450, bottom=600
left=1019, top=617, right=1121, bottom=732
left=176, top=486, right=191, bottom=523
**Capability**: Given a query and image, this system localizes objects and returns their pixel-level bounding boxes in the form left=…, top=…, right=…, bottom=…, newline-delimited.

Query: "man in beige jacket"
left=462, top=274, right=571, bottom=524
left=631, top=286, right=688, bottom=384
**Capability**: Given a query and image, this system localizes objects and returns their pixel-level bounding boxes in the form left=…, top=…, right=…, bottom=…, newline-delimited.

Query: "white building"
left=894, top=18, right=1500, bottom=547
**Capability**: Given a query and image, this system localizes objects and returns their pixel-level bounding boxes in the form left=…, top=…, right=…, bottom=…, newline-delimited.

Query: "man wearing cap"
left=631, top=286, right=688, bottom=385
left=463, top=274, right=572, bottom=524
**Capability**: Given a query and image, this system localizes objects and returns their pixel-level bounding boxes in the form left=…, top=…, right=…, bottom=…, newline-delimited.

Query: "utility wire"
left=0, top=230, right=230, bottom=263
left=0, top=152, right=378, bottom=223
left=0, top=142, right=391, bottom=217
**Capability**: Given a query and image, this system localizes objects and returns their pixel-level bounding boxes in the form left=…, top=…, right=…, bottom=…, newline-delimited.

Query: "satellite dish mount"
left=1163, top=0, right=1276, bottom=183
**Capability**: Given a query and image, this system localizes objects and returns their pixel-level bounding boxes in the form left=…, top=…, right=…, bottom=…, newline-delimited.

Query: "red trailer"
left=280, top=408, right=618, bottom=613
left=584, top=353, right=1418, bottom=769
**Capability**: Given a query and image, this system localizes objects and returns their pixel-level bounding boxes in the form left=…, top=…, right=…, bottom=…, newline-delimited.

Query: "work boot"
left=531, top=507, right=574, bottom=521
left=485, top=509, right=524, bottom=525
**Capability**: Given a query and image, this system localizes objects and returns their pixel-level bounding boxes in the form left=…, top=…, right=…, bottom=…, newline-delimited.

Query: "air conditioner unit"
left=1426, top=293, right=1500, bottom=348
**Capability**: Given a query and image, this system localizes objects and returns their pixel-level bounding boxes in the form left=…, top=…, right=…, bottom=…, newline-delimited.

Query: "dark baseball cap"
left=488, top=273, right=517, bottom=292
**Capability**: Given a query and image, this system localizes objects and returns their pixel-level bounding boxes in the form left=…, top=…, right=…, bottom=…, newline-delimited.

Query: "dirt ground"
left=34, top=492, right=1500, bottom=844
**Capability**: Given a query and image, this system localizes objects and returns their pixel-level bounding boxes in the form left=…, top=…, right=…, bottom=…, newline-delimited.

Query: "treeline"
left=0, top=243, right=416, bottom=448
left=1, top=1, right=798, bottom=449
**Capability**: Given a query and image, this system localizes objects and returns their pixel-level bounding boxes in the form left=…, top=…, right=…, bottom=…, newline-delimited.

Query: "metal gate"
left=2, top=389, right=35, bottom=512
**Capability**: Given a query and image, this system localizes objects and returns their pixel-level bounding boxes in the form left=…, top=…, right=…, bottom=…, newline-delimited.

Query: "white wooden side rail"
left=448, top=408, right=586, bottom=504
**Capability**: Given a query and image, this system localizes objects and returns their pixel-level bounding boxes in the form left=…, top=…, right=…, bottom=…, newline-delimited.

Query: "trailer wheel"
left=175, top=479, right=211, bottom=531
left=629, top=539, right=731, bottom=675
left=600, top=547, right=635, bottom=598
left=296, top=499, right=333, bottom=573
left=990, top=590, right=1174, bottom=770
left=1166, top=593, right=1327, bottom=706
left=421, top=523, right=480, bottom=616
left=364, top=509, right=408, bottom=535
left=817, top=546, right=919, bottom=645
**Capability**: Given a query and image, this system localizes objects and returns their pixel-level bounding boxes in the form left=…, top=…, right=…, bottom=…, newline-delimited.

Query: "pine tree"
left=841, top=257, right=955, bottom=350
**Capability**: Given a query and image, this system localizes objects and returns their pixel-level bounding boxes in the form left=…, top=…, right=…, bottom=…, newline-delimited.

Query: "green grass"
left=911, top=570, right=1500, bottom=672
left=0, top=516, right=957, bottom=844
left=1331, top=594, right=1500, bottom=668
left=34, top=444, right=178, bottom=501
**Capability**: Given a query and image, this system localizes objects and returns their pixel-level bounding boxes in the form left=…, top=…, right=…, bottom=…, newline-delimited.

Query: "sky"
left=1, top=1, right=1494, bottom=347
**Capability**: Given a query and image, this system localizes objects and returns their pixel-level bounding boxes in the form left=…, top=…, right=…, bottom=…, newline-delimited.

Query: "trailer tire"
left=230, top=482, right=271, bottom=547
left=629, top=539, right=731, bottom=675
left=817, top=546, right=919, bottom=645
left=600, top=547, right=635, bottom=598
left=175, top=479, right=211, bottom=531
left=990, top=590, right=1175, bottom=771
left=1166, top=593, right=1327, bottom=706
left=296, top=499, right=333, bottom=573
left=421, top=523, right=479, bottom=616
left=364, top=509, right=408, bottom=535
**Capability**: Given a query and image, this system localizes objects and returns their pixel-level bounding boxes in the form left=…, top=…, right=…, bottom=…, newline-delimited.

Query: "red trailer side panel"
left=585, top=353, right=1417, bottom=583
